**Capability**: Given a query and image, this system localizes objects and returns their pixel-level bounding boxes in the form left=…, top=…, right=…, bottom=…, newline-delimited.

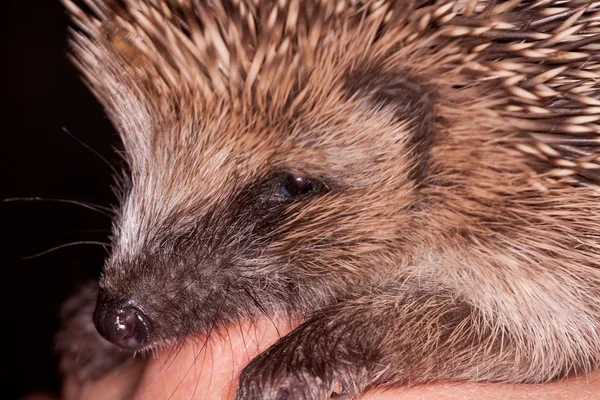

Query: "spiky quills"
left=62, top=0, right=599, bottom=190
left=58, top=0, right=600, bottom=388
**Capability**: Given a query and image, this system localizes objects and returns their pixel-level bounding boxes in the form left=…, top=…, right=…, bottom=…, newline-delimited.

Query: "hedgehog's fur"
left=58, top=0, right=600, bottom=398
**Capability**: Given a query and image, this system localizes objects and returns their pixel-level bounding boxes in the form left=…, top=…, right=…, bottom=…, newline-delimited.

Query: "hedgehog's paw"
left=236, top=362, right=343, bottom=400
left=236, top=328, right=348, bottom=400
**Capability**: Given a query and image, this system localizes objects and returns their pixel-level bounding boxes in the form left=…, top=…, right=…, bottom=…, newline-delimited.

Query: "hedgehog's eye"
left=280, top=175, right=315, bottom=197
left=263, top=173, right=326, bottom=203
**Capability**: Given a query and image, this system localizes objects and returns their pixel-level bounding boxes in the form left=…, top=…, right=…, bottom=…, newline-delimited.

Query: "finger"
left=74, top=317, right=600, bottom=400
left=132, top=319, right=293, bottom=400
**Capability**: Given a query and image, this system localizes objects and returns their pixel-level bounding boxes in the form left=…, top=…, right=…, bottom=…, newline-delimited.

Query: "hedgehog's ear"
left=343, top=70, right=435, bottom=182
left=344, top=71, right=433, bottom=134
left=346, top=70, right=433, bottom=146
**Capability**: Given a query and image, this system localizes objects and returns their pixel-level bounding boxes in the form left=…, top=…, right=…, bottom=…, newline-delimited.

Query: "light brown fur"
left=59, top=1, right=600, bottom=398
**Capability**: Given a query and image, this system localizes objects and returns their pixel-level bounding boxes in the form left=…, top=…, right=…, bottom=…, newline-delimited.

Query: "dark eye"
left=281, top=175, right=314, bottom=197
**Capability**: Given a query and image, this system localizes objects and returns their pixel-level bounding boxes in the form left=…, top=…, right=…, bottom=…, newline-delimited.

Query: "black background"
left=4, top=2, right=119, bottom=398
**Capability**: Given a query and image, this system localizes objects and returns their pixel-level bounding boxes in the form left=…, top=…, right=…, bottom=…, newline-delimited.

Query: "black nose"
left=93, top=290, right=152, bottom=350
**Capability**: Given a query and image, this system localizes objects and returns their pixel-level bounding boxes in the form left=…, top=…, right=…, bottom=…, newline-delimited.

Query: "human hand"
left=25, top=318, right=600, bottom=399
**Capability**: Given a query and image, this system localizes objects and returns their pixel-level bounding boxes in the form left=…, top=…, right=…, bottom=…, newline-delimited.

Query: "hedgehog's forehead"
left=115, top=137, right=266, bottom=256
left=125, top=111, right=283, bottom=201
left=114, top=107, right=303, bottom=250
left=113, top=81, right=415, bottom=255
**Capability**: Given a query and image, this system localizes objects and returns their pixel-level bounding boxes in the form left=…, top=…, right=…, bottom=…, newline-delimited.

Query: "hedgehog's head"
left=73, top=0, right=461, bottom=350
left=66, top=0, right=599, bottom=350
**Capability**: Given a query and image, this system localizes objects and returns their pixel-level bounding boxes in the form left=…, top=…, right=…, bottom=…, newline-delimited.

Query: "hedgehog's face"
left=93, top=67, right=436, bottom=350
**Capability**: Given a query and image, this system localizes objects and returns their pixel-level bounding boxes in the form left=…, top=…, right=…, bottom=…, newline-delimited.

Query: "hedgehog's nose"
left=93, top=290, right=152, bottom=350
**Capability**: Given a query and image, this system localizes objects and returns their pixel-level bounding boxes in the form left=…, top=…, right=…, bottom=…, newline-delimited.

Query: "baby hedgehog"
left=57, top=0, right=600, bottom=399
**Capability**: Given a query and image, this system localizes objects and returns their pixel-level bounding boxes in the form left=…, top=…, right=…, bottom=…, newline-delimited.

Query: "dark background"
left=4, top=2, right=119, bottom=398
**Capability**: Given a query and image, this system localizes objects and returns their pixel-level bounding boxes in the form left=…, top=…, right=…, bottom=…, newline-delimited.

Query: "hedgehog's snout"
left=93, top=290, right=152, bottom=350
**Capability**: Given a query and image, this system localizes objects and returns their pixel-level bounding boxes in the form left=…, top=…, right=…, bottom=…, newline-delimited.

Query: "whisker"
left=170, top=286, right=230, bottom=400
left=62, top=127, right=120, bottom=176
left=238, top=317, right=252, bottom=364
left=190, top=337, right=209, bottom=400
left=168, top=327, right=212, bottom=400
left=148, top=339, right=186, bottom=386
left=243, top=286, right=282, bottom=339
left=223, top=324, right=237, bottom=400
left=171, top=275, right=202, bottom=300
left=21, top=241, right=111, bottom=259
left=154, top=285, right=218, bottom=384
left=205, top=337, right=216, bottom=400
left=165, top=339, right=188, bottom=372
left=3, top=197, right=113, bottom=217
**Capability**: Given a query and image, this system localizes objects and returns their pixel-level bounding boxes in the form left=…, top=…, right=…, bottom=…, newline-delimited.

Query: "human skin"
left=25, top=319, right=600, bottom=400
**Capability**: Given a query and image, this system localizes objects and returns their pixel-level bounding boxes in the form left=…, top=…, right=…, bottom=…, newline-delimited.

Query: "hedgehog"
left=55, top=0, right=600, bottom=399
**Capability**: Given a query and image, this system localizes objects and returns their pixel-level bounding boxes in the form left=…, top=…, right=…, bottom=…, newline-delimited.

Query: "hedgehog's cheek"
left=93, top=289, right=153, bottom=350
